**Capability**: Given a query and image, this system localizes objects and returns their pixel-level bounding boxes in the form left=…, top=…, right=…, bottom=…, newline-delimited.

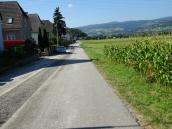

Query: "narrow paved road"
left=1, top=44, right=142, bottom=129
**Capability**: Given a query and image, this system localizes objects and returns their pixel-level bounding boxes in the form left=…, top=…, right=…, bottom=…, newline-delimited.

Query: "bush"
left=0, top=39, right=37, bottom=66
left=10, top=45, right=25, bottom=59
left=49, top=37, right=57, bottom=45
left=25, top=38, right=37, bottom=56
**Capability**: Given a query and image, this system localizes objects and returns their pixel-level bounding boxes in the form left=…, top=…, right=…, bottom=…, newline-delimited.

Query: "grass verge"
left=81, top=39, right=172, bottom=129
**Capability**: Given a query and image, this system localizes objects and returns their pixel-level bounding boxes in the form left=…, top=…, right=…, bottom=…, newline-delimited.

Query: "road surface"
left=0, top=43, right=142, bottom=129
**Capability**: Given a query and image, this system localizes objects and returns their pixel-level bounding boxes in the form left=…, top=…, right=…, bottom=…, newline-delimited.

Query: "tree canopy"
left=38, top=27, right=44, bottom=51
left=53, top=7, right=66, bottom=45
left=67, top=28, right=88, bottom=40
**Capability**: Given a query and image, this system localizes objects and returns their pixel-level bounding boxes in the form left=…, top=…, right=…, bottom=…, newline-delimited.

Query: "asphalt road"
left=0, top=43, right=142, bottom=129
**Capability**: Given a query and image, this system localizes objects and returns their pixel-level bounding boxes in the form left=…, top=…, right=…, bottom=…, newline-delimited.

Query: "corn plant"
left=104, top=38, right=172, bottom=86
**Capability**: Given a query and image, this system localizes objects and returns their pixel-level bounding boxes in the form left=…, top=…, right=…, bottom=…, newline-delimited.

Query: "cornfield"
left=104, top=38, right=172, bottom=86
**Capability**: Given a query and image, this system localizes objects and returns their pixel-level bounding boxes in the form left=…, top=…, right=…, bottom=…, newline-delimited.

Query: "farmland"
left=81, top=36, right=172, bottom=129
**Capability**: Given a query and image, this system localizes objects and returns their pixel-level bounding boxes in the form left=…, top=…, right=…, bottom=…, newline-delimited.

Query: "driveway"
left=0, top=43, right=142, bottom=129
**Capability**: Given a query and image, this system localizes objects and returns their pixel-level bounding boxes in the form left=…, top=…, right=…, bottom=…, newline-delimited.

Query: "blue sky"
left=5, top=0, right=172, bottom=27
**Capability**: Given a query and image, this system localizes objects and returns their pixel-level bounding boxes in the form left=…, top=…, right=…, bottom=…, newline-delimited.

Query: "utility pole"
left=0, top=13, right=4, bottom=52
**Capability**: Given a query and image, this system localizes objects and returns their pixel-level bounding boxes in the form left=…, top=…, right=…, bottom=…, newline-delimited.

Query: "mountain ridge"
left=76, top=16, right=172, bottom=36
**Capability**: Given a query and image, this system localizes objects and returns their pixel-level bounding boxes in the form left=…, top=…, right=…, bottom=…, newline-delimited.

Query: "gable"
left=42, top=20, right=53, bottom=33
left=29, top=14, right=42, bottom=33
left=0, top=1, right=27, bottom=30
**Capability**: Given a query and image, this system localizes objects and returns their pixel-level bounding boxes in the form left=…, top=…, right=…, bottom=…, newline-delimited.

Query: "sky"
left=2, top=0, right=172, bottom=27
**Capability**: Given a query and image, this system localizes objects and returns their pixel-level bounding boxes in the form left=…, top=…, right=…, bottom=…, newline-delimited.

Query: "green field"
left=81, top=36, right=172, bottom=129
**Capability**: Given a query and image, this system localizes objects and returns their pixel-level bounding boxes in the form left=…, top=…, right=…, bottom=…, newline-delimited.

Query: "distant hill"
left=77, top=17, right=172, bottom=36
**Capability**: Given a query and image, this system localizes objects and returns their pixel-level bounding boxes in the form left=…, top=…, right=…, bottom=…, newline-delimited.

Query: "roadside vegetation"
left=81, top=36, right=172, bottom=129
left=0, top=39, right=37, bottom=67
left=104, top=38, right=172, bottom=86
left=52, top=7, right=87, bottom=47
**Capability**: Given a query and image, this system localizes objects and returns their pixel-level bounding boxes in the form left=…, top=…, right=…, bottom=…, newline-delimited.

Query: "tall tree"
left=53, top=7, right=66, bottom=46
left=38, top=28, right=44, bottom=51
left=43, top=29, right=49, bottom=48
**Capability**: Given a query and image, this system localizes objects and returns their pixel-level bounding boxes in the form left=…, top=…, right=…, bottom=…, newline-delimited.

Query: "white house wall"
left=31, top=33, right=38, bottom=45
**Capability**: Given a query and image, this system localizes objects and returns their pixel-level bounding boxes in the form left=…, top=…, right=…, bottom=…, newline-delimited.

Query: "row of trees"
left=67, top=28, right=87, bottom=40
left=37, top=6, right=88, bottom=52
left=85, top=30, right=172, bottom=40
left=53, top=7, right=66, bottom=46
left=38, top=28, right=49, bottom=52
left=53, top=7, right=87, bottom=46
left=36, top=7, right=67, bottom=53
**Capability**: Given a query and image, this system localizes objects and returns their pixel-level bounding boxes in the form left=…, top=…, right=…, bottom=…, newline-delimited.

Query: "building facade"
left=0, top=1, right=31, bottom=41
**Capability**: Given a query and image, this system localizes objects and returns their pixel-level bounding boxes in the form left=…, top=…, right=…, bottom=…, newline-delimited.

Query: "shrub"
left=25, top=38, right=37, bottom=56
left=1, top=39, right=37, bottom=66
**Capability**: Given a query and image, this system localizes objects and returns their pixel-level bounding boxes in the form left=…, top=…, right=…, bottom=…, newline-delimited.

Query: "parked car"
left=56, top=46, right=66, bottom=53
left=66, top=47, right=72, bottom=53
left=56, top=46, right=72, bottom=54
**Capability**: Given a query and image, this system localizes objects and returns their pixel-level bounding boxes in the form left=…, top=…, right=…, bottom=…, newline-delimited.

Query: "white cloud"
left=68, top=4, right=73, bottom=8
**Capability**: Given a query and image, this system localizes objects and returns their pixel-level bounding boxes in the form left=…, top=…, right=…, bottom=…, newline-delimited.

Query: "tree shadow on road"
left=0, top=57, right=92, bottom=87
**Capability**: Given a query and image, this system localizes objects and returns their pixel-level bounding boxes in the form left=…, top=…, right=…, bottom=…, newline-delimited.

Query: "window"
left=7, top=17, right=13, bottom=24
left=6, top=33, right=16, bottom=40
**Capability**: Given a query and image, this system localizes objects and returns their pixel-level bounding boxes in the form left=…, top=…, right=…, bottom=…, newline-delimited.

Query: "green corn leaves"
left=104, top=38, right=172, bottom=86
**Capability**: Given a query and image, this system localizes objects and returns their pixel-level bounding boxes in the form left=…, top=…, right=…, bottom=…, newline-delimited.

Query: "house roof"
left=28, top=14, right=42, bottom=33
left=0, top=1, right=27, bottom=15
left=42, top=20, right=53, bottom=33
left=0, top=1, right=28, bottom=29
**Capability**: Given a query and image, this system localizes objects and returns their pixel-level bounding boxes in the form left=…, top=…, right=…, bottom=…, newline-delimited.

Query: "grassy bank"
left=81, top=37, right=172, bottom=129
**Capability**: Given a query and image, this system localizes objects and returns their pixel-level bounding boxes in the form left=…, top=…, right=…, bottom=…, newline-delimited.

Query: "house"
left=0, top=13, right=4, bottom=51
left=0, top=1, right=31, bottom=41
left=42, top=20, right=53, bottom=39
left=28, top=14, right=43, bottom=44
